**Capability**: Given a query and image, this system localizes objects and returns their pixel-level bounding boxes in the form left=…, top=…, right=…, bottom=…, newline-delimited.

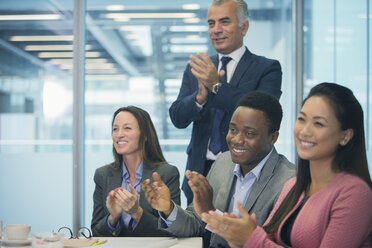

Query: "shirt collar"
left=233, top=148, right=274, bottom=179
left=122, top=160, right=144, bottom=179
left=218, top=45, right=246, bottom=64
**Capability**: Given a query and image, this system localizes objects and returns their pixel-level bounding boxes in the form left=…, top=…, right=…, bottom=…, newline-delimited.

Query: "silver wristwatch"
left=212, top=82, right=222, bottom=94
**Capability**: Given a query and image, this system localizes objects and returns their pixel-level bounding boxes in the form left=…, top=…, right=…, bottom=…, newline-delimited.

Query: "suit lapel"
left=141, top=163, right=155, bottom=182
left=230, top=48, right=253, bottom=87
left=139, top=163, right=156, bottom=208
left=214, top=161, right=235, bottom=211
left=244, top=149, right=279, bottom=211
left=108, top=165, right=123, bottom=191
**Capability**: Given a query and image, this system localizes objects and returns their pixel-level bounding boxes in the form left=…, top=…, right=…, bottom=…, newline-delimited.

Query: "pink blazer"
left=245, top=172, right=372, bottom=248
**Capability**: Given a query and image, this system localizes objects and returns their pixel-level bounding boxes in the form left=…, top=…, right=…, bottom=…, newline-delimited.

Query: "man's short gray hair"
left=211, top=0, right=249, bottom=26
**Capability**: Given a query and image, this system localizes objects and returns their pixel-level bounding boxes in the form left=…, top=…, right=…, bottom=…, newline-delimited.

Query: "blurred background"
left=0, top=0, right=371, bottom=233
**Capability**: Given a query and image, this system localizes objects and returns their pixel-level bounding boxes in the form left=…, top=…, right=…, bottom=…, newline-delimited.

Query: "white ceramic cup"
left=4, top=224, right=31, bottom=240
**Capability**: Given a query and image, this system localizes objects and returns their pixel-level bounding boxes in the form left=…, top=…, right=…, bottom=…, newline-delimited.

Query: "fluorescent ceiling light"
left=85, top=74, right=127, bottom=81
left=85, top=63, right=115, bottom=69
left=170, top=36, right=208, bottom=44
left=38, top=51, right=101, bottom=58
left=86, top=58, right=109, bottom=63
left=182, top=4, right=200, bottom=10
left=85, top=69, right=119, bottom=74
left=170, top=26, right=208, bottom=32
left=48, top=59, right=71, bottom=64
left=24, top=44, right=92, bottom=51
left=113, top=17, right=130, bottom=22
left=59, top=63, right=115, bottom=70
left=82, top=52, right=102, bottom=58
left=106, top=5, right=125, bottom=11
left=10, top=35, right=73, bottom=41
left=0, top=14, right=61, bottom=21
left=106, top=13, right=196, bottom=19
left=183, top=18, right=201, bottom=23
left=48, top=59, right=72, bottom=64
left=49, top=58, right=109, bottom=64
left=39, top=52, right=74, bottom=58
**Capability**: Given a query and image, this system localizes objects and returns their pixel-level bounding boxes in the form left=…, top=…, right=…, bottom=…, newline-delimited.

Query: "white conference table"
left=96, top=237, right=202, bottom=248
left=0, top=236, right=202, bottom=248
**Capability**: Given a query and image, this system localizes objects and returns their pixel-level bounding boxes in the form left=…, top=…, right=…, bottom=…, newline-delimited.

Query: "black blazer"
left=169, top=48, right=282, bottom=203
left=91, top=162, right=180, bottom=237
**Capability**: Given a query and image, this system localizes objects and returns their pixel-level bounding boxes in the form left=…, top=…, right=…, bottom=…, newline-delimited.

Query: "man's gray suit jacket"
left=158, top=148, right=295, bottom=247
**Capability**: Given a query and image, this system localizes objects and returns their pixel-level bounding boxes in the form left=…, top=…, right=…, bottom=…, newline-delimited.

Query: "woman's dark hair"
left=111, top=106, right=167, bottom=168
left=264, top=82, right=372, bottom=234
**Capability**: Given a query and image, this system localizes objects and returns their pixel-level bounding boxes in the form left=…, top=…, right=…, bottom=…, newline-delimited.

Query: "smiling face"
left=294, top=96, right=350, bottom=165
left=226, top=106, right=277, bottom=171
left=112, top=111, right=141, bottom=159
left=208, top=1, right=248, bottom=54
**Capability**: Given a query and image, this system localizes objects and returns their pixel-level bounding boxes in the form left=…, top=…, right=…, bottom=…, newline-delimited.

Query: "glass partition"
left=0, top=0, right=74, bottom=232
left=303, top=0, right=371, bottom=172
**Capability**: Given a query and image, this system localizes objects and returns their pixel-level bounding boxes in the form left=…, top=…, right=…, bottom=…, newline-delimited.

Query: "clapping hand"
left=189, top=52, right=220, bottom=91
left=185, top=170, right=215, bottom=216
left=201, top=201, right=257, bottom=247
left=106, top=185, right=143, bottom=225
left=142, top=172, right=174, bottom=217
left=113, top=185, right=142, bottom=221
left=106, top=190, right=123, bottom=226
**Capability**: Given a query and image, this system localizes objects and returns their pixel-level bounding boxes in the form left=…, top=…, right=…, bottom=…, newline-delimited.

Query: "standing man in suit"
left=143, top=91, right=295, bottom=247
left=169, top=0, right=283, bottom=204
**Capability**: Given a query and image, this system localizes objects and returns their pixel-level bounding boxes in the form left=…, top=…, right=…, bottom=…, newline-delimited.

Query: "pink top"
left=244, top=172, right=372, bottom=248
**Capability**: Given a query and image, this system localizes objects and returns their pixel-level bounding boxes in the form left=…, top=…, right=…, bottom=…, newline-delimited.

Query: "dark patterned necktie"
left=209, top=56, right=232, bottom=155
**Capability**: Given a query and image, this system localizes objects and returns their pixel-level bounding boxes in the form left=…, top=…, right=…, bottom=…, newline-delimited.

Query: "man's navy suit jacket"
left=169, top=47, right=282, bottom=203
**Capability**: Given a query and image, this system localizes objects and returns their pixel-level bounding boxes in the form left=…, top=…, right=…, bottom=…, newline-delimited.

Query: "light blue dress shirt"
left=227, top=148, right=273, bottom=216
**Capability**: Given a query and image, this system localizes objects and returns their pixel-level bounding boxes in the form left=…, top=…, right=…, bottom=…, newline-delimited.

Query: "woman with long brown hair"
left=91, top=106, right=180, bottom=237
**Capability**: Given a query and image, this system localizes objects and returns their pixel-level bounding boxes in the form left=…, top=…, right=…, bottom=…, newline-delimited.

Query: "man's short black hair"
left=236, top=91, right=283, bottom=133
